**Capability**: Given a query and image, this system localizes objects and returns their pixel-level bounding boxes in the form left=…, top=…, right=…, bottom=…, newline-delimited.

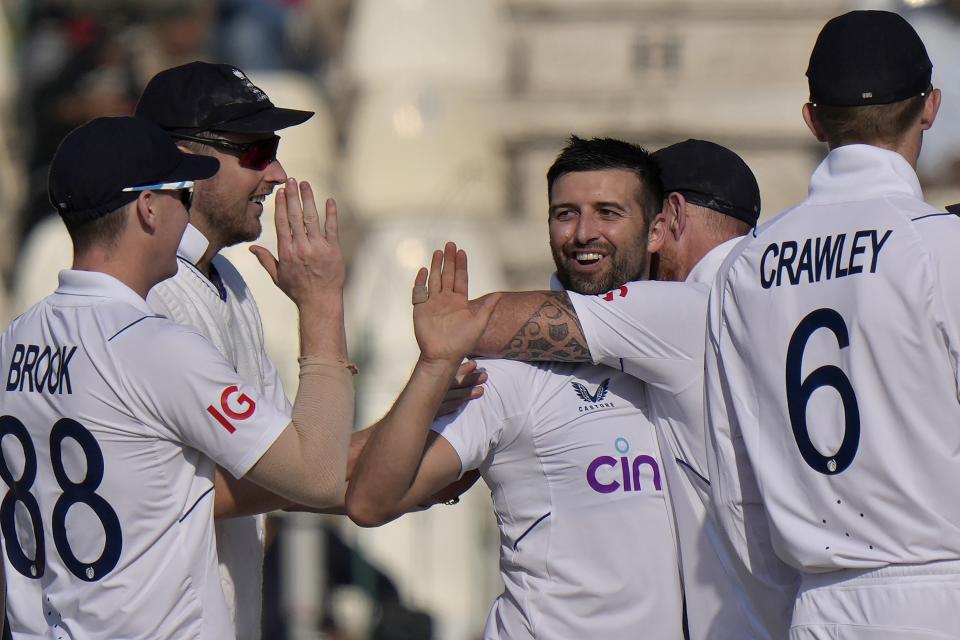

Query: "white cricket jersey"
left=0, top=270, right=289, bottom=639
left=432, top=359, right=683, bottom=639
left=706, top=144, right=960, bottom=575
left=566, top=246, right=798, bottom=639
left=148, top=224, right=291, bottom=640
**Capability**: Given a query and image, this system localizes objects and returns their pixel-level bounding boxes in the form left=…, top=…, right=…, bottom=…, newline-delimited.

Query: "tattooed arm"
left=470, top=291, right=591, bottom=361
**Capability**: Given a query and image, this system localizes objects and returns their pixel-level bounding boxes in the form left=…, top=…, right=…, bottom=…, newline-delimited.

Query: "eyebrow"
left=549, top=200, right=628, bottom=212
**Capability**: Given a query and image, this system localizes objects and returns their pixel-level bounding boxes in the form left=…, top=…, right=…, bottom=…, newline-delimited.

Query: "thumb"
left=249, top=245, right=279, bottom=285
left=475, top=292, right=502, bottom=325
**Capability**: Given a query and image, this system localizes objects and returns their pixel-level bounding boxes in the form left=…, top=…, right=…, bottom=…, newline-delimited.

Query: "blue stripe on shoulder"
left=108, top=315, right=164, bottom=341
left=911, top=212, right=959, bottom=223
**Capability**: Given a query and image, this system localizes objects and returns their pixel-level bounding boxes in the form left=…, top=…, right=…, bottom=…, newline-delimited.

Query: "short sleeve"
left=567, top=281, right=707, bottom=393
left=110, top=320, right=290, bottom=479
left=914, top=215, right=960, bottom=400
left=431, top=361, right=530, bottom=477
left=261, top=351, right=293, bottom=413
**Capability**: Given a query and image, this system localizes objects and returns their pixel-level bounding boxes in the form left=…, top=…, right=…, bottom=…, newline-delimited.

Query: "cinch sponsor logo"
left=207, top=385, right=256, bottom=433
left=572, top=378, right=615, bottom=412
left=586, top=437, right=661, bottom=494
left=601, top=285, right=628, bottom=301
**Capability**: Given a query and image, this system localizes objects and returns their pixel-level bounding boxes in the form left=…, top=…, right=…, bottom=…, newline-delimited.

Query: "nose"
left=263, top=158, right=288, bottom=184
left=574, top=211, right=600, bottom=245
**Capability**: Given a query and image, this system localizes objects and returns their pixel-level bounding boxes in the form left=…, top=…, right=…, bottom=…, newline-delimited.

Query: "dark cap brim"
left=161, top=152, right=220, bottom=184
left=206, top=106, right=314, bottom=134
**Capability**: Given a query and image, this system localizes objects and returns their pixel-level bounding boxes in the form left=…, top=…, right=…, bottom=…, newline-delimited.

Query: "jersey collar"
left=807, top=144, right=923, bottom=204
left=686, top=237, right=740, bottom=284
left=55, top=270, right=155, bottom=314
left=177, top=223, right=210, bottom=265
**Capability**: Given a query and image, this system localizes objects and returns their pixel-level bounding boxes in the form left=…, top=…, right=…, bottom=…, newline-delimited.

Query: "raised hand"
left=249, top=179, right=345, bottom=308
left=413, top=242, right=501, bottom=365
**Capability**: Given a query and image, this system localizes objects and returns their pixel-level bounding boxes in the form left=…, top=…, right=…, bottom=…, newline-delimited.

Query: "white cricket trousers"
left=789, top=559, right=960, bottom=639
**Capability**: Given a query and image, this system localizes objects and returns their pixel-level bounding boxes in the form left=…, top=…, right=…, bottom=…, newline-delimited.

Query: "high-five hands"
left=412, top=242, right=501, bottom=365
left=250, top=178, right=345, bottom=307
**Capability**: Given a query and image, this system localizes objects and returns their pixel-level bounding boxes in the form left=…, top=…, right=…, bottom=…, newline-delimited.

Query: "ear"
left=647, top=207, right=668, bottom=254
left=802, top=103, right=827, bottom=143
left=667, top=192, right=686, bottom=240
left=135, top=191, right=160, bottom=234
left=920, top=88, right=941, bottom=131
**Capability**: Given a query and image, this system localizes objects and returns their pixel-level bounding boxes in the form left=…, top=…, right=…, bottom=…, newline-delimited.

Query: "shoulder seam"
left=108, top=315, right=165, bottom=341
left=911, top=212, right=957, bottom=222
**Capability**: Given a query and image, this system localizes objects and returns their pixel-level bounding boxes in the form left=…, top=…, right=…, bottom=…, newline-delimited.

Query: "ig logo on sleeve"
left=207, top=385, right=256, bottom=433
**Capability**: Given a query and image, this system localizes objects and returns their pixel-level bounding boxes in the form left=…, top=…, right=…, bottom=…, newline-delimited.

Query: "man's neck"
left=829, top=135, right=921, bottom=170
left=194, top=246, right=218, bottom=279
left=72, top=253, right=153, bottom=299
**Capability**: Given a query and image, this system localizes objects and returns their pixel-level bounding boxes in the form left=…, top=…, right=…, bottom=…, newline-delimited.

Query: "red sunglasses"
left=172, top=134, right=280, bottom=171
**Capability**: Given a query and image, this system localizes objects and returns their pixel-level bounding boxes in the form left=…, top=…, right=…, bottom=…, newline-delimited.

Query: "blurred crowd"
left=0, top=0, right=353, bottom=290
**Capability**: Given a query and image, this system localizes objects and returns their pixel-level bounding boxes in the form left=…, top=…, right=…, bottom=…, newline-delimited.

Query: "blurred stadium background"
left=0, top=0, right=956, bottom=638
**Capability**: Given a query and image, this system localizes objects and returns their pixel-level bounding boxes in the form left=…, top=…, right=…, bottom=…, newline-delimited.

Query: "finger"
left=441, top=386, right=479, bottom=403
left=427, top=249, right=443, bottom=295
left=414, top=266, right=428, bottom=288
left=284, top=178, right=306, bottom=242
left=440, top=241, right=457, bottom=292
left=249, top=245, right=280, bottom=285
left=453, top=359, right=478, bottom=382
left=451, top=369, right=488, bottom=390
left=274, top=187, right=292, bottom=256
left=324, top=197, right=339, bottom=244
left=475, top=292, right=503, bottom=324
left=454, top=248, right=468, bottom=295
left=435, top=387, right=484, bottom=418
left=299, top=181, right=322, bottom=237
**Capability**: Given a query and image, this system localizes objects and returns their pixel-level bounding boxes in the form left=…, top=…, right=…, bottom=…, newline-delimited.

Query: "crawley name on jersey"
left=432, top=359, right=682, bottom=640
left=706, top=144, right=960, bottom=576
left=1, top=270, right=289, bottom=639
left=565, top=242, right=798, bottom=639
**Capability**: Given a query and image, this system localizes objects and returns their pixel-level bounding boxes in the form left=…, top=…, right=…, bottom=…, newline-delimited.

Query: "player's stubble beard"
left=551, top=234, right=650, bottom=295
left=190, top=182, right=264, bottom=250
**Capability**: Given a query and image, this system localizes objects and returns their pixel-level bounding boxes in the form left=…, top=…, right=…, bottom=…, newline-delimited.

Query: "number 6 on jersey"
left=785, top=308, right=861, bottom=475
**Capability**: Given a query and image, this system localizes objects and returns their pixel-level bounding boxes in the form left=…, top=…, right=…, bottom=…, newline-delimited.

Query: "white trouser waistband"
left=800, top=558, right=960, bottom=590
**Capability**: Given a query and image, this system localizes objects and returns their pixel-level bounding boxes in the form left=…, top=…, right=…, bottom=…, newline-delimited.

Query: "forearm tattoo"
left=499, top=293, right=590, bottom=361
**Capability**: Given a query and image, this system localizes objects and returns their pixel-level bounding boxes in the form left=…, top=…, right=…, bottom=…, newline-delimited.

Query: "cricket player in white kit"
left=135, top=62, right=312, bottom=638
left=468, top=139, right=797, bottom=638
left=706, top=10, right=960, bottom=638
left=347, top=138, right=685, bottom=638
left=0, top=116, right=353, bottom=638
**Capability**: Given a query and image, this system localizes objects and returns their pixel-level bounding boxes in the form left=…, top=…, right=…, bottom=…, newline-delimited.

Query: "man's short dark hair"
left=63, top=205, right=129, bottom=254
left=812, top=93, right=927, bottom=148
left=547, top=136, right=663, bottom=222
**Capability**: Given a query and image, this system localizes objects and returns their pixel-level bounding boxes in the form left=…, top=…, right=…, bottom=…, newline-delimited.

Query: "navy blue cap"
left=135, top=61, right=314, bottom=134
left=807, top=11, right=932, bottom=107
left=653, top=139, right=760, bottom=226
left=48, top=116, right=219, bottom=223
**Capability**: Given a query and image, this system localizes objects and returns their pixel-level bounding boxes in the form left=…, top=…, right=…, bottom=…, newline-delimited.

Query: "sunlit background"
left=0, top=0, right=957, bottom=638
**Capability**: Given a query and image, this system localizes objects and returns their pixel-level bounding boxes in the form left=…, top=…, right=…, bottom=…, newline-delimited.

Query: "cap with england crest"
left=806, top=10, right=932, bottom=107
left=135, top=61, right=314, bottom=135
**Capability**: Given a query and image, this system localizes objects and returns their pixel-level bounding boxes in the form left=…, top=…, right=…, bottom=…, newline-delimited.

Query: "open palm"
left=413, top=242, right=501, bottom=364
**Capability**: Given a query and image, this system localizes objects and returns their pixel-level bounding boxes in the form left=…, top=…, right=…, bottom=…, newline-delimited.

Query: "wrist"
left=296, top=290, right=344, bottom=314
left=416, top=355, right=462, bottom=378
